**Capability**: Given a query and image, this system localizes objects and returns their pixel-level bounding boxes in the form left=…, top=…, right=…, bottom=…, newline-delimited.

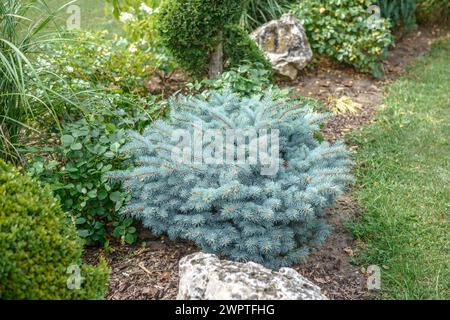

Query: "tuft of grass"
left=0, top=0, right=60, bottom=163
left=240, top=0, right=292, bottom=31
left=347, top=37, right=450, bottom=299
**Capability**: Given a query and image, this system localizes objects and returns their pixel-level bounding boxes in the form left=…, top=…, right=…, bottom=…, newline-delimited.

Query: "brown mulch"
left=280, top=27, right=447, bottom=142
left=85, top=237, right=197, bottom=300
left=84, top=26, right=448, bottom=300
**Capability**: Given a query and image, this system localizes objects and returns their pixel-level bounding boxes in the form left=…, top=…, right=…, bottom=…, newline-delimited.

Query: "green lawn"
left=30, top=0, right=122, bottom=34
left=348, top=37, right=450, bottom=299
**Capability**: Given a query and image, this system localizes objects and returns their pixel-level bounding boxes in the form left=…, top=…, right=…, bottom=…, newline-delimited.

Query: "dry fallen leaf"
left=343, top=247, right=355, bottom=257
left=314, top=277, right=328, bottom=284
left=331, top=96, right=363, bottom=115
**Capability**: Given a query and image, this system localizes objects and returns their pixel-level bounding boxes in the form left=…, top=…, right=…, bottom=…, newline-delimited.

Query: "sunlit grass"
left=348, top=37, right=450, bottom=299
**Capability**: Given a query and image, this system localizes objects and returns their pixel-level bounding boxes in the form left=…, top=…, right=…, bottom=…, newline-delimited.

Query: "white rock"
left=177, top=252, right=328, bottom=300
left=251, top=12, right=313, bottom=80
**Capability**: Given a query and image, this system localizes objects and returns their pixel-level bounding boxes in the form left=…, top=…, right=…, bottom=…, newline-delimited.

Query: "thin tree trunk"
left=208, top=31, right=224, bottom=79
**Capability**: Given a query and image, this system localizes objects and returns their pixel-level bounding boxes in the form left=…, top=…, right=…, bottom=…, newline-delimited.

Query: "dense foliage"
left=292, top=0, right=393, bottom=77
left=378, top=0, right=417, bottom=31
left=36, top=30, right=161, bottom=96
left=108, top=0, right=293, bottom=33
left=187, top=62, right=291, bottom=102
left=417, top=0, right=450, bottom=25
left=0, top=159, right=109, bottom=299
left=26, top=31, right=167, bottom=245
left=109, top=91, right=353, bottom=268
left=156, top=0, right=270, bottom=77
left=27, top=95, right=161, bottom=245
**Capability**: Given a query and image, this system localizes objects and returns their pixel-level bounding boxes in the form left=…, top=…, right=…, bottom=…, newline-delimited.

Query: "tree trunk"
left=208, top=31, right=224, bottom=79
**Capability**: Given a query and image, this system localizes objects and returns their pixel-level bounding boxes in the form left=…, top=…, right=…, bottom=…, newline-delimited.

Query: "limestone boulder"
left=177, top=252, right=328, bottom=300
left=251, top=13, right=313, bottom=80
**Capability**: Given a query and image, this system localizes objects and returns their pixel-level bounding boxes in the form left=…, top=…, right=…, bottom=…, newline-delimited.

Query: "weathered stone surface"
left=177, top=252, right=328, bottom=300
left=251, top=13, right=313, bottom=80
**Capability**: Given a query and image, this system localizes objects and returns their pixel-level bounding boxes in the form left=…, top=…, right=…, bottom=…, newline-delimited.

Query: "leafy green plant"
left=105, top=0, right=177, bottom=76
left=187, top=62, right=289, bottom=99
left=223, top=24, right=272, bottom=72
left=0, top=159, right=109, bottom=299
left=291, top=0, right=393, bottom=77
left=35, top=30, right=160, bottom=96
left=27, top=93, right=164, bottom=246
left=23, top=19, right=169, bottom=246
left=108, top=0, right=293, bottom=32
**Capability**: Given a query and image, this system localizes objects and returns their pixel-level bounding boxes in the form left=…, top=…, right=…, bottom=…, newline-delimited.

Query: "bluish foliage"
left=109, top=91, right=353, bottom=268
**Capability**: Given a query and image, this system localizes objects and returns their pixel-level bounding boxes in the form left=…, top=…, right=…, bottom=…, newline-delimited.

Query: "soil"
left=84, top=26, right=448, bottom=300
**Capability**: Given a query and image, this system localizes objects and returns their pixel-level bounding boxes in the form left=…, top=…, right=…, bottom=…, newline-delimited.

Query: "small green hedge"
left=156, top=0, right=270, bottom=77
left=0, top=160, right=109, bottom=300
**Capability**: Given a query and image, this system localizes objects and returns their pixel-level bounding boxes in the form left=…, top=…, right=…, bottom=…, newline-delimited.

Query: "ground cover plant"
left=348, top=37, right=450, bottom=299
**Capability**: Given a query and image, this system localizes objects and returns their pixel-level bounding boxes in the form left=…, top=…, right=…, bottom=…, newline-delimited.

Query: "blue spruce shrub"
left=109, top=91, right=353, bottom=269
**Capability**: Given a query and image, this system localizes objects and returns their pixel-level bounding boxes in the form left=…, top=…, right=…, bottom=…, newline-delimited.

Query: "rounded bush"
left=0, top=160, right=109, bottom=299
left=156, top=0, right=270, bottom=76
left=223, top=25, right=272, bottom=72
left=110, top=91, right=353, bottom=269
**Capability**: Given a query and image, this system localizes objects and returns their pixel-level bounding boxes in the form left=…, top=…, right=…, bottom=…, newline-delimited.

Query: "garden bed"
left=84, top=26, right=447, bottom=300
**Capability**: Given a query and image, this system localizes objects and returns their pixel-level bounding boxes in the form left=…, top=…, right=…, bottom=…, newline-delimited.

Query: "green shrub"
left=417, top=0, right=450, bottom=25
left=25, top=29, right=168, bottom=246
left=27, top=94, right=164, bottom=246
left=35, top=30, right=160, bottom=96
left=378, top=0, right=417, bottom=31
left=106, top=1, right=177, bottom=75
left=0, top=160, right=109, bottom=299
left=223, top=25, right=272, bottom=71
left=156, top=0, right=270, bottom=77
left=292, top=0, right=393, bottom=77
left=187, top=62, right=290, bottom=99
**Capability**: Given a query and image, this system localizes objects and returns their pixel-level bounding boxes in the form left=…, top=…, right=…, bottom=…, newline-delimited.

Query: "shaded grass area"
left=30, top=0, right=122, bottom=34
left=347, top=37, right=450, bottom=299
